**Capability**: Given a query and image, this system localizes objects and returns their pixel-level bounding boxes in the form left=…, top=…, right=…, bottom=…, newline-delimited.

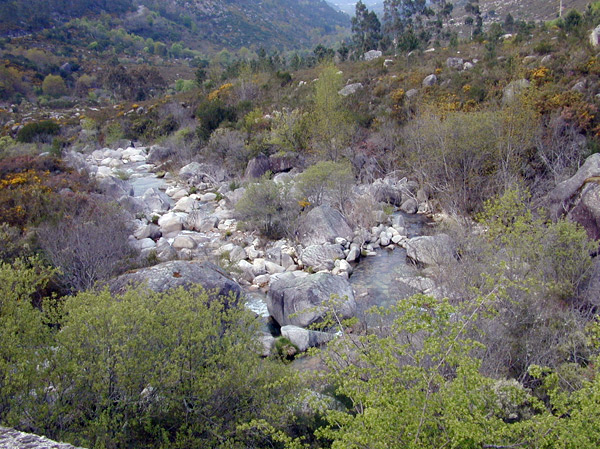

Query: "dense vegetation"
left=2, top=0, right=600, bottom=448
left=0, top=0, right=348, bottom=52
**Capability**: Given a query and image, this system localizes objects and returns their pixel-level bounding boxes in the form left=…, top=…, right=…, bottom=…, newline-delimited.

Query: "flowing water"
left=128, top=164, right=429, bottom=323
left=349, top=212, right=428, bottom=323
left=245, top=212, right=430, bottom=324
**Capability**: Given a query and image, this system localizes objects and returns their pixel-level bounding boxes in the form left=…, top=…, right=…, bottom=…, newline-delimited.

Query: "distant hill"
left=478, top=0, right=591, bottom=22
left=134, top=0, right=350, bottom=51
left=0, top=0, right=133, bottom=35
left=327, top=0, right=383, bottom=16
left=0, top=0, right=350, bottom=52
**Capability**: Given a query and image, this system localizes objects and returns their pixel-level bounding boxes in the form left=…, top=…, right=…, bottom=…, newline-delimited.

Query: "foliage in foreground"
left=313, top=295, right=600, bottom=449
left=0, top=266, right=299, bottom=448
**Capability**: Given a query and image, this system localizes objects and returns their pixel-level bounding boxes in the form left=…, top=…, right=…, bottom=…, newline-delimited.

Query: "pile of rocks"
left=66, top=144, right=454, bottom=356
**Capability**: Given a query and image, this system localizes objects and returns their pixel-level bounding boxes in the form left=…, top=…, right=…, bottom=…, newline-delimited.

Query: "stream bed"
left=245, top=212, right=431, bottom=324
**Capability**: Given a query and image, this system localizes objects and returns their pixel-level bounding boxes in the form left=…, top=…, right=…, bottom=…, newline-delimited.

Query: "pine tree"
left=351, top=1, right=382, bottom=54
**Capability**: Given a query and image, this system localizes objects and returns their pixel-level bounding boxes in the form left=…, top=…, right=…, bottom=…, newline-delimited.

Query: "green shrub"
left=275, top=336, right=298, bottom=360
left=174, top=78, right=196, bottom=92
left=41, top=74, right=67, bottom=98
left=235, top=176, right=299, bottom=239
left=295, top=160, right=355, bottom=212
left=195, top=99, right=236, bottom=141
left=1, top=283, right=299, bottom=448
left=16, top=121, right=60, bottom=143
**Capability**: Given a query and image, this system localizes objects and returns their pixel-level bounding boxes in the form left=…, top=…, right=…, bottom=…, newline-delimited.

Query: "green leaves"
left=315, top=295, right=569, bottom=449
left=1, top=282, right=299, bottom=448
left=310, top=64, right=354, bottom=161
left=0, top=257, right=57, bottom=426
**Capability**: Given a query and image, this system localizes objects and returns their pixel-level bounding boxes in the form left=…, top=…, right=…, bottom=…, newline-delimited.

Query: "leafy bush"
left=0, top=257, right=56, bottom=423
left=235, top=177, right=299, bottom=239
left=295, top=160, right=355, bottom=213
left=195, top=99, right=236, bottom=141
left=41, top=74, right=67, bottom=98
left=315, top=293, right=600, bottom=449
left=16, top=120, right=60, bottom=143
left=0, top=282, right=299, bottom=448
left=268, top=108, right=309, bottom=153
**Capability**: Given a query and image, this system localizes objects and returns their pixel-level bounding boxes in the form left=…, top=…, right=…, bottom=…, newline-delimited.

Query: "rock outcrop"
left=296, top=206, right=353, bottom=246
left=568, top=183, right=600, bottom=240
left=280, top=325, right=336, bottom=352
left=422, top=74, right=437, bottom=87
left=267, top=272, right=356, bottom=327
left=108, top=260, right=242, bottom=302
left=548, top=153, right=600, bottom=218
left=405, top=234, right=456, bottom=266
left=244, top=154, right=271, bottom=179
left=446, top=57, right=463, bottom=69
left=0, top=427, right=84, bottom=449
left=363, top=50, right=382, bottom=61
left=338, top=83, right=363, bottom=96
left=300, top=243, right=345, bottom=271
left=502, top=79, right=530, bottom=104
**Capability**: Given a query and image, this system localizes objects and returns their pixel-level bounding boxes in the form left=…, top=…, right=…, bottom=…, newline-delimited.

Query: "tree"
left=562, top=9, right=582, bottom=32
left=295, top=161, right=355, bottom=213
left=42, top=74, right=67, bottom=98
left=268, top=108, right=310, bottom=153
left=337, top=42, right=349, bottom=61
left=383, top=0, right=439, bottom=49
left=313, top=44, right=335, bottom=63
left=310, top=64, right=354, bottom=161
left=464, top=0, right=483, bottom=37
left=504, top=13, right=515, bottom=32
left=14, top=285, right=299, bottom=448
left=351, top=1, right=382, bottom=54
left=37, top=199, right=134, bottom=293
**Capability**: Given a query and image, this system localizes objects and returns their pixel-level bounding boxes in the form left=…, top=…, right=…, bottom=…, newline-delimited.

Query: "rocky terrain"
left=63, top=139, right=456, bottom=355
left=0, top=427, right=83, bottom=449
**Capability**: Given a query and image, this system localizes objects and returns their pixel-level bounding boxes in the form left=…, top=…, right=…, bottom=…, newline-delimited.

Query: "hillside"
left=479, top=0, right=591, bottom=22
left=0, top=0, right=350, bottom=51
left=137, top=0, right=350, bottom=51
left=3, top=2, right=600, bottom=449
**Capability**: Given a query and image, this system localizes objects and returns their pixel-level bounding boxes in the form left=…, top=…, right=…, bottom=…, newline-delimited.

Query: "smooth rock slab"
left=296, top=205, right=353, bottom=246
left=0, top=426, right=85, bottom=449
left=109, top=260, right=242, bottom=303
left=218, top=243, right=246, bottom=263
left=172, top=235, right=197, bottom=250
left=300, top=243, right=345, bottom=271
left=155, top=238, right=177, bottom=261
left=134, top=223, right=161, bottom=240
left=158, top=212, right=184, bottom=234
left=142, top=188, right=171, bottom=213
left=267, top=272, right=356, bottom=327
left=405, top=234, right=456, bottom=266
left=422, top=74, right=437, bottom=87
left=338, top=83, right=363, bottom=97
left=173, top=196, right=197, bottom=213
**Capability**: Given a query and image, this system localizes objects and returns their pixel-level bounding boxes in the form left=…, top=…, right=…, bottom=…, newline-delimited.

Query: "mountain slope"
left=0, top=0, right=349, bottom=51
left=480, top=0, right=590, bottom=21
left=0, top=0, right=133, bottom=35
left=138, top=0, right=350, bottom=50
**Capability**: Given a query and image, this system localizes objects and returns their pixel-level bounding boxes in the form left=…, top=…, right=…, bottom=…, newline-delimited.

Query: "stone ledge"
left=0, top=427, right=85, bottom=449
